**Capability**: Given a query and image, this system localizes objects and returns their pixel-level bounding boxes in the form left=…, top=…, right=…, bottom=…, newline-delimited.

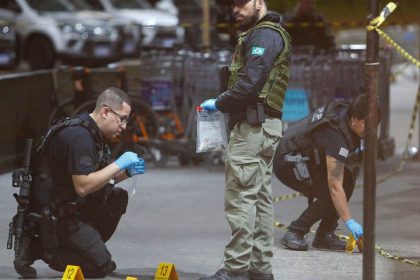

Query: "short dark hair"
left=348, top=94, right=381, bottom=122
left=231, top=0, right=266, bottom=6
left=95, top=87, right=131, bottom=112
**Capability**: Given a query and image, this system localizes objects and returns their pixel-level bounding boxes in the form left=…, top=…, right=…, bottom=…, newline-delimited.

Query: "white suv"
left=65, top=0, right=142, bottom=57
left=0, top=0, right=122, bottom=69
left=78, top=0, right=184, bottom=49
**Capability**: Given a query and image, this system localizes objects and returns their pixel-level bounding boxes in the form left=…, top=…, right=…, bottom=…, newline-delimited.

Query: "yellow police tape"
left=274, top=220, right=420, bottom=266
left=367, top=2, right=420, bottom=68
left=273, top=85, right=420, bottom=267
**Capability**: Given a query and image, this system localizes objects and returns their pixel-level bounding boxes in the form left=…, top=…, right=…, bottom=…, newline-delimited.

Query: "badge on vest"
left=251, top=47, right=265, bottom=56
left=311, top=105, right=326, bottom=123
left=339, top=147, right=349, bottom=158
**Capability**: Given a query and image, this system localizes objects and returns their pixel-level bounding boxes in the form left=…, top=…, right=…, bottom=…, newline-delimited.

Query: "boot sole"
left=312, top=243, right=346, bottom=252
left=280, top=238, right=309, bottom=251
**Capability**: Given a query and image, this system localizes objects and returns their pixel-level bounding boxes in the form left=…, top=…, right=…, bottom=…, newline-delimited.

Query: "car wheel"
left=26, top=36, right=55, bottom=70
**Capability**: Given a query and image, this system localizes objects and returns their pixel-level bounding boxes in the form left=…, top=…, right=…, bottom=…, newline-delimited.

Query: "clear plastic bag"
left=196, top=107, right=228, bottom=153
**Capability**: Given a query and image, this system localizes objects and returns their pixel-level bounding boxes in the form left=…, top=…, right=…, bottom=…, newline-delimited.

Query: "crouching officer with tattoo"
left=12, top=87, right=145, bottom=278
left=200, top=0, right=291, bottom=279
left=273, top=94, right=379, bottom=251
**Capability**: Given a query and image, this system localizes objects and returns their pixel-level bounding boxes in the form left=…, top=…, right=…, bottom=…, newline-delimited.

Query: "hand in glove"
left=345, top=219, right=363, bottom=239
left=200, top=99, right=218, bottom=111
left=114, top=152, right=140, bottom=170
left=126, top=158, right=145, bottom=177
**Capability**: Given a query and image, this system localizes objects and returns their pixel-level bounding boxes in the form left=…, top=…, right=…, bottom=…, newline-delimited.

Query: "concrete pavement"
left=0, top=65, right=419, bottom=279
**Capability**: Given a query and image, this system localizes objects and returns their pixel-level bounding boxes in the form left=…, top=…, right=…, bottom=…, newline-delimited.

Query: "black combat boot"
left=13, top=235, right=37, bottom=278
left=199, top=268, right=249, bottom=280
left=312, top=231, right=346, bottom=251
left=280, top=230, right=308, bottom=251
left=249, top=271, right=274, bottom=280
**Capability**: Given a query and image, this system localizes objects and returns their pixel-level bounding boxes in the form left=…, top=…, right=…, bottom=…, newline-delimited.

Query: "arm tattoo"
left=331, top=159, right=344, bottom=180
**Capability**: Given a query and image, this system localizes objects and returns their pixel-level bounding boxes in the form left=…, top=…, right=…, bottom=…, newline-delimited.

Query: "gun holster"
left=284, top=153, right=311, bottom=182
left=246, top=103, right=265, bottom=125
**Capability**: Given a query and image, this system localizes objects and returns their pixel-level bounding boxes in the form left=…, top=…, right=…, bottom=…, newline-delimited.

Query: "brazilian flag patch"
left=251, top=47, right=265, bottom=56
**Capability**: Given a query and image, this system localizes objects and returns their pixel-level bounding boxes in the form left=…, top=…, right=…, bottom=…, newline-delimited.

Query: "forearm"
left=328, top=180, right=352, bottom=222
left=326, top=155, right=351, bottom=222
left=72, top=163, right=121, bottom=197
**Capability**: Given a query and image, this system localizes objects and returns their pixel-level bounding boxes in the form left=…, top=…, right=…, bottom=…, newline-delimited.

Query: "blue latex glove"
left=200, top=99, right=218, bottom=111
left=345, top=219, right=363, bottom=239
left=114, top=152, right=140, bottom=170
left=127, top=158, right=145, bottom=177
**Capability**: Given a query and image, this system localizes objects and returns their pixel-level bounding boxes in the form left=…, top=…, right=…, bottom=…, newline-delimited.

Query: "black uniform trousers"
left=274, top=158, right=355, bottom=235
left=47, top=187, right=128, bottom=278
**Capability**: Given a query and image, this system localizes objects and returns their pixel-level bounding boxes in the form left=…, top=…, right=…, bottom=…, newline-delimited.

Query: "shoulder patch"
left=339, top=147, right=349, bottom=158
left=251, top=47, right=265, bottom=56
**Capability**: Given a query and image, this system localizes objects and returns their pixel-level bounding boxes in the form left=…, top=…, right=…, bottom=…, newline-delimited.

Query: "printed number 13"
left=160, top=265, right=168, bottom=276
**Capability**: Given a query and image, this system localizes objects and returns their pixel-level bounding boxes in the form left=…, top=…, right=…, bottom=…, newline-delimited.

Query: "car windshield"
left=67, top=0, right=105, bottom=11
left=26, top=0, right=74, bottom=12
left=109, top=0, right=152, bottom=9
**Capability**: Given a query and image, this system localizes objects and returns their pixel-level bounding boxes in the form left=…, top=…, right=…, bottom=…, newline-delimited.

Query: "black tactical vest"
left=30, top=115, right=108, bottom=213
left=278, top=100, right=360, bottom=163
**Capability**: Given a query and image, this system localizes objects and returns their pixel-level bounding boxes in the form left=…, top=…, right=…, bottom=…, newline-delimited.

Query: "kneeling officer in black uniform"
left=273, top=94, right=379, bottom=251
left=13, top=87, right=145, bottom=278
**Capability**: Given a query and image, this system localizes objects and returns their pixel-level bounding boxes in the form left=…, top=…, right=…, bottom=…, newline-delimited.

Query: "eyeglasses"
left=103, top=104, right=129, bottom=125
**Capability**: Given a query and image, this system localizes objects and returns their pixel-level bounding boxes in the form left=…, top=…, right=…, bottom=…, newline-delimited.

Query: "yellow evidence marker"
left=345, top=233, right=364, bottom=254
left=126, top=277, right=139, bottom=280
left=154, top=262, right=179, bottom=280
left=62, top=265, right=84, bottom=280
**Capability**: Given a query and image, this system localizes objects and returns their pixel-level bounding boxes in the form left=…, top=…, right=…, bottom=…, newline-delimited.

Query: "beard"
left=234, top=6, right=260, bottom=31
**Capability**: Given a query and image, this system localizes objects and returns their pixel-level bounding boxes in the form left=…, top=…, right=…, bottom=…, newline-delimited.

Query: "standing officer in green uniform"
left=199, top=0, right=291, bottom=279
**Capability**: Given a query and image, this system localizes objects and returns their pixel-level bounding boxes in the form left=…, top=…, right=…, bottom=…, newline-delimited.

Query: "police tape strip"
left=367, top=2, right=420, bottom=68
left=272, top=192, right=303, bottom=203
left=375, top=245, right=420, bottom=266
left=274, top=219, right=420, bottom=267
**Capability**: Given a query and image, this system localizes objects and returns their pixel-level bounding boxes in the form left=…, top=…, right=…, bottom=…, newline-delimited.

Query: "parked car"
left=155, top=0, right=178, bottom=16
left=66, top=0, right=142, bottom=57
left=77, top=0, right=184, bottom=49
left=0, top=19, right=16, bottom=69
left=0, top=0, right=122, bottom=70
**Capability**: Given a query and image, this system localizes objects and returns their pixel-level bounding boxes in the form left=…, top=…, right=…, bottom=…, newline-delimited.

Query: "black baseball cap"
left=231, top=0, right=252, bottom=6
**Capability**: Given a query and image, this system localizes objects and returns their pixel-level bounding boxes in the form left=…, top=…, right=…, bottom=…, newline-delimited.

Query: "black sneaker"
left=280, top=230, right=308, bottom=251
left=249, top=271, right=274, bottom=280
left=199, top=268, right=249, bottom=280
left=312, top=231, right=346, bottom=251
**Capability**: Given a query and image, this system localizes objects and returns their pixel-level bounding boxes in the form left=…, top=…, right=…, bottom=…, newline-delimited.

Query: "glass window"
left=109, top=0, right=152, bottom=9
left=68, top=0, right=104, bottom=11
left=26, top=0, right=74, bottom=12
left=0, top=0, right=22, bottom=12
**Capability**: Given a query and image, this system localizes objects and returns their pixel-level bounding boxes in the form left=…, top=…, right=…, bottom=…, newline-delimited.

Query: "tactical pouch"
left=219, top=65, right=229, bottom=93
left=246, top=103, right=265, bottom=125
left=37, top=207, right=60, bottom=250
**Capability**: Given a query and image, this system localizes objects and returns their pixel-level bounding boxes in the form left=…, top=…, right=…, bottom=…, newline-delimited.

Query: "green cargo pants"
left=223, top=117, right=282, bottom=273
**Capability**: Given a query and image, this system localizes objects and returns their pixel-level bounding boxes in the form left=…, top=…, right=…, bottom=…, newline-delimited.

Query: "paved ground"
left=0, top=65, right=419, bottom=279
